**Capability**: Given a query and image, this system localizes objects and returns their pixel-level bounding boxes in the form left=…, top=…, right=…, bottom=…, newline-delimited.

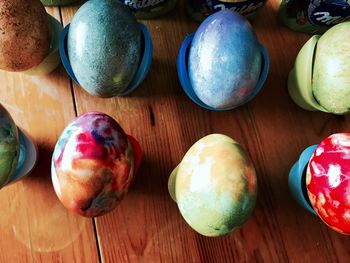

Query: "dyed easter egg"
left=188, top=10, right=262, bottom=109
left=306, top=133, right=350, bottom=234
left=52, top=112, right=135, bottom=217
left=312, top=22, right=350, bottom=114
left=172, top=134, right=257, bottom=236
left=0, top=0, right=51, bottom=71
left=68, top=0, right=142, bottom=97
left=0, top=104, right=19, bottom=188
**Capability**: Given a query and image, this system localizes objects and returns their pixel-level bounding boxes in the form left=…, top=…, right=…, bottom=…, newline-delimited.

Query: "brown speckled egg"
left=0, top=0, right=51, bottom=71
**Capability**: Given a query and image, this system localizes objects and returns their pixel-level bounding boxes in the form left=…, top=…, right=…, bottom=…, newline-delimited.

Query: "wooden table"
left=0, top=1, right=350, bottom=262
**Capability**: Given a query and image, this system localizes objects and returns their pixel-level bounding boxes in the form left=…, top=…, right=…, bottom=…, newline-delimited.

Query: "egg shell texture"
left=68, top=0, right=142, bottom=97
left=312, top=22, right=350, bottom=114
left=0, top=0, right=51, bottom=71
left=52, top=112, right=135, bottom=217
left=176, top=134, right=257, bottom=236
left=188, top=10, right=262, bottom=108
left=306, top=133, right=350, bottom=234
left=0, top=104, right=19, bottom=188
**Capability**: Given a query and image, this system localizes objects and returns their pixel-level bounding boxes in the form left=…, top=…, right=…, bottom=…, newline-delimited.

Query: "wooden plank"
left=61, top=1, right=350, bottom=262
left=0, top=7, right=99, bottom=263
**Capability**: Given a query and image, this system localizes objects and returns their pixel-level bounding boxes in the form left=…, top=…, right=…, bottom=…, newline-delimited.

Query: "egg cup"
left=41, top=0, right=80, bottom=6
left=177, top=33, right=270, bottom=111
left=6, top=128, right=38, bottom=186
left=288, top=145, right=317, bottom=215
left=23, top=15, right=62, bottom=75
left=287, top=35, right=334, bottom=113
left=59, top=23, right=153, bottom=96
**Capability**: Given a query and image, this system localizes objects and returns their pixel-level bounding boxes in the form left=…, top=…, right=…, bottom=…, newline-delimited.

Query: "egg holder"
left=3, top=128, right=38, bottom=187
left=177, top=33, right=270, bottom=111
left=287, top=35, right=333, bottom=114
left=24, top=15, right=62, bottom=75
left=127, top=135, right=143, bottom=175
left=59, top=23, right=153, bottom=96
left=288, top=145, right=317, bottom=215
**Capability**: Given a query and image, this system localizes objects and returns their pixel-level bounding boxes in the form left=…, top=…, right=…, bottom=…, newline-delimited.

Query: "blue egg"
left=188, top=10, right=262, bottom=109
left=68, top=0, right=141, bottom=97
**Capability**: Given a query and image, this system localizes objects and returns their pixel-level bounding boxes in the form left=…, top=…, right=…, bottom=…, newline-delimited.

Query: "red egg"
left=306, top=133, right=350, bottom=234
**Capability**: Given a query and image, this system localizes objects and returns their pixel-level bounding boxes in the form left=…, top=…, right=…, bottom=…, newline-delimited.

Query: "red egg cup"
left=127, top=135, right=142, bottom=175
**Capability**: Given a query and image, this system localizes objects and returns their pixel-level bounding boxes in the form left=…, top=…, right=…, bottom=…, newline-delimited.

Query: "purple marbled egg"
left=188, top=10, right=262, bottom=109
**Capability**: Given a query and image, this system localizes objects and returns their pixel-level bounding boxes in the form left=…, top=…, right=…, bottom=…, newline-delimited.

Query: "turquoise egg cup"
left=177, top=33, right=270, bottom=111
left=59, top=23, right=153, bottom=96
left=24, top=15, right=63, bottom=75
left=288, top=145, right=317, bottom=215
left=7, top=129, right=38, bottom=185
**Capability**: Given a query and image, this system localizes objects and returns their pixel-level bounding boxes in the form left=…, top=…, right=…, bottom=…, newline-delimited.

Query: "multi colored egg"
left=188, top=10, right=262, bottom=109
left=0, top=104, right=19, bottom=188
left=52, top=112, right=140, bottom=217
left=0, top=0, right=51, bottom=71
left=67, top=0, right=142, bottom=97
left=306, top=133, right=350, bottom=234
left=169, top=134, right=257, bottom=236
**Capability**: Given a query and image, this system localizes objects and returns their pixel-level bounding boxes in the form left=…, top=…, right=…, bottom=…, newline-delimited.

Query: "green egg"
left=312, top=22, right=350, bottom=114
left=0, top=105, right=19, bottom=188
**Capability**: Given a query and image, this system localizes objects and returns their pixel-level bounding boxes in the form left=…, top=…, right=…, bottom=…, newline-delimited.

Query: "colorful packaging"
left=186, top=0, right=266, bottom=22
left=118, top=0, right=177, bottom=18
left=279, top=0, right=350, bottom=34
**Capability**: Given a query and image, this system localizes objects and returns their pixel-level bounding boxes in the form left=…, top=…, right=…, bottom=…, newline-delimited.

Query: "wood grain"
left=0, top=0, right=349, bottom=262
left=0, top=7, right=99, bottom=263
left=60, top=1, right=350, bottom=263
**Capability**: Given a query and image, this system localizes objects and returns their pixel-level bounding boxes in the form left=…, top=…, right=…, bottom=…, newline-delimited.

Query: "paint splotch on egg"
left=188, top=10, right=262, bottom=109
left=52, top=112, right=135, bottom=217
left=175, top=134, right=257, bottom=236
left=0, top=104, right=19, bottom=188
left=0, top=0, right=51, bottom=71
left=306, top=133, right=350, bottom=234
left=67, top=0, right=141, bottom=97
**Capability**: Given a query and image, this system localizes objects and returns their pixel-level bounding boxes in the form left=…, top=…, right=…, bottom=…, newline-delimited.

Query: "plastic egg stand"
left=177, top=33, right=270, bottom=111
left=24, top=15, right=62, bottom=75
left=288, top=35, right=333, bottom=113
left=5, top=129, right=37, bottom=186
left=288, top=145, right=317, bottom=215
left=59, top=23, right=153, bottom=96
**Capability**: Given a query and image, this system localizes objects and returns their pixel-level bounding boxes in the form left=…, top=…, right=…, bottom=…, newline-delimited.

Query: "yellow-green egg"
left=169, top=134, right=257, bottom=237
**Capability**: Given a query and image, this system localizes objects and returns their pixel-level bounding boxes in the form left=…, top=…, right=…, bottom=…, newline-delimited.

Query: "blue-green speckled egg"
left=68, top=0, right=141, bottom=97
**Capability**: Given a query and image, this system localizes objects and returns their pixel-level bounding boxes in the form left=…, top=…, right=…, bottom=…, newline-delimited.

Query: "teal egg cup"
left=288, top=145, right=317, bottom=215
left=6, top=128, right=37, bottom=186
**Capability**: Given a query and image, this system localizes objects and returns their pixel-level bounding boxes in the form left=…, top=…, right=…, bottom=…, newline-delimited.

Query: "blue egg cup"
left=177, top=33, right=270, bottom=111
left=288, top=145, right=317, bottom=215
left=59, top=23, right=153, bottom=96
left=7, top=128, right=37, bottom=185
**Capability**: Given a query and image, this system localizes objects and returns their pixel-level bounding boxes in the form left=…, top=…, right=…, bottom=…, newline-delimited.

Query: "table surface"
left=1, top=1, right=350, bottom=262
